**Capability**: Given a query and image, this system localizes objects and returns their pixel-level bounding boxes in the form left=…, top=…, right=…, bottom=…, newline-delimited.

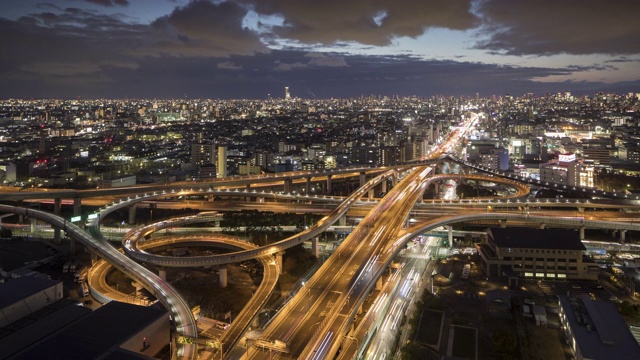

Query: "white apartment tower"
left=217, top=145, right=227, bottom=178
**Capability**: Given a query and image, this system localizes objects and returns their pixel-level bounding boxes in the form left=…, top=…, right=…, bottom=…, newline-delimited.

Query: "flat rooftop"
left=559, top=294, right=640, bottom=360
left=488, top=227, right=586, bottom=251
left=11, top=301, right=168, bottom=360
left=0, top=276, right=61, bottom=309
left=0, top=299, right=91, bottom=359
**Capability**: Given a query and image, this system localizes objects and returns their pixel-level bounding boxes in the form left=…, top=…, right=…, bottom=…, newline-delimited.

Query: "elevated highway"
left=0, top=204, right=199, bottom=360
left=88, top=170, right=398, bottom=267
left=298, top=208, right=640, bottom=360
left=91, top=213, right=281, bottom=355
left=0, top=164, right=410, bottom=202
left=440, top=154, right=638, bottom=201
left=8, top=110, right=640, bottom=359
left=333, top=212, right=640, bottom=360
left=248, top=114, right=481, bottom=359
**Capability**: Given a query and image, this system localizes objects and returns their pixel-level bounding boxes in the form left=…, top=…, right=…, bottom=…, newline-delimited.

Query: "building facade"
left=478, top=228, right=599, bottom=280
left=539, top=153, right=594, bottom=188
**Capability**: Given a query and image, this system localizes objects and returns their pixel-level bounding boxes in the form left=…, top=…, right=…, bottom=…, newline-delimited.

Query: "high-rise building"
left=479, top=148, right=509, bottom=171
left=539, top=154, right=594, bottom=188
left=217, top=145, right=227, bottom=178
left=191, top=143, right=216, bottom=165
left=285, top=87, right=291, bottom=100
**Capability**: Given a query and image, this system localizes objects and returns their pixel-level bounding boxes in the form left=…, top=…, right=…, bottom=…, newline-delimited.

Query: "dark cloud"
left=217, top=61, right=243, bottom=70
left=4, top=46, right=633, bottom=99
left=145, top=0, right=267, bottom=57
left=0, top=9, right=145, bottom=81
left=476, top=0, right=640, bottom=55
left=605, top=57, right=640, bottom=64
left=0, top=1, right=266, bottom=84
left=243, top=0, right=478, bottom=46
left=83, top=0, right=129, bottom=6
left=0, top=0, right=637, bottom=99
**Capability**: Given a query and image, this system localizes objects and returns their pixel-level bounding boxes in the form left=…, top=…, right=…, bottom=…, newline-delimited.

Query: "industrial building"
left=1, top=277, right=169, bottom=360
left=0, top=276, right=64, bottom=329
left=10, top=301, right=170, bottom=359
left=559, top=294, right=640, bottom=360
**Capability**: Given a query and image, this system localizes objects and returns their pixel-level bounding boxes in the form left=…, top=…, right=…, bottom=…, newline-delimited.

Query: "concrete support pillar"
left=392, top=172, right=398, bottom=186
left=579, top=227, right=585, bottom=240
left=73, top=197, right=81, bottom=217
left=54, top=197, right=62, bottom=215
left=54, top=197, right=61, bottom=244
left=311, top=237, right=320, bottom=258
left=376, top=277, right=383, bottom=290
left=219, top=267, right=228, bottom=288
left=128, top=205, right=136, bottom=225
left=305, top=176, right=311, bottom=195
left=284, top=179, right=292, bottom=194
left=381, top=179, right=387, bottom=194
left=620, top=230, right=626, bottom=244
left=447, top=225, right=453, bottom=248
left=577, top=207, right=584, bottom=213
left=368, top=189, right=374, bottom=199
left=359, top=172, right=367, bottom=188
left=132, top=281, right=143, bottom=295
left=31, top=218, right=37, bottom=233
left=357, top=304, right=364, bottom=315
left=159, top=268, right=167, bottom=281
left=17, top=200, right=24, bottom=223
left=208, top=194, right=215, bottom=202
left=500, top=220, right=507, bottom=228
left=338, top=214, right=346, bottom=226
left=539, top=223, right=546, bottom=229
left=326, top=175, right=332, bottom=195
left=275, top=252, right=283, bottom=275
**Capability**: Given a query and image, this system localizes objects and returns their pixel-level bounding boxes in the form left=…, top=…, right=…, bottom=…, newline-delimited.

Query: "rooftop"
left=488, top=227, right=586, bottom=251
left=11, top=301, right=168, bottom=360
left=0, top=276, right=61, bottom=309
left=559, top=294, right=640, bottom=360
left=0, top=299, right=91, bottom=359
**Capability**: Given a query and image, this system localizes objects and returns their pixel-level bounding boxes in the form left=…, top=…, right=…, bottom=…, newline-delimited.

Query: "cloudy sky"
left=1, top=0, right=639, bottom=99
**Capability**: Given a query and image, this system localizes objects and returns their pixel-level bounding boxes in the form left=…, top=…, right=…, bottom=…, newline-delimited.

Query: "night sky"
left=1, top=0, right=639, bottom=99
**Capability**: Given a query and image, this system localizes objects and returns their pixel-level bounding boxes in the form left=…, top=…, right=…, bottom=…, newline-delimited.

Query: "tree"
left=492, top=327, right=516, bottom=360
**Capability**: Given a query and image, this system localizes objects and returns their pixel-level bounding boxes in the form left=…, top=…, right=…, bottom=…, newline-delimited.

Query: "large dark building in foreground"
left=0, top=277, right=169, bottom=360
left=478, top=227, right=599, bottom=280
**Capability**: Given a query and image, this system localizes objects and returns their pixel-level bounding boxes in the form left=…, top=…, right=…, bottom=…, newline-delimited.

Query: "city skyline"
left=1, top=0, right=639, bottom=99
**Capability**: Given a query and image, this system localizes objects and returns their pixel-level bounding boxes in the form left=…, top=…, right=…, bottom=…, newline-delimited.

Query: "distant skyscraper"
left=217, top=145, right=227, bottom=178
left=285, top=87, right=291, bottom=100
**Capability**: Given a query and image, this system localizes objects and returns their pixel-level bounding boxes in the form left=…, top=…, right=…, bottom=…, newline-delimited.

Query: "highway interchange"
left=3, top=112, right=640, bottom=359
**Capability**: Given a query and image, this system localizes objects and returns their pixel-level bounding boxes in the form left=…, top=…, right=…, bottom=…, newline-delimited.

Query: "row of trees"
left=220, top=210, right=322, bottom=245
